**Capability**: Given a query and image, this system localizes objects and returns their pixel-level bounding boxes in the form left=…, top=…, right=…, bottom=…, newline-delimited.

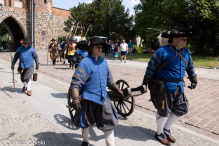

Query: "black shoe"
left=81, top=142, right=89, bottom=146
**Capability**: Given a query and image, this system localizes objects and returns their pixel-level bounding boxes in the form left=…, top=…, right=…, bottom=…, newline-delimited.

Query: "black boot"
left=53, top=60, right=56, bottom=66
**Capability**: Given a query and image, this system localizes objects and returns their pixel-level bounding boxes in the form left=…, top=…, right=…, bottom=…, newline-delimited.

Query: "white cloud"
left=86, top=0, right=93, bottom=4
left=130, top=0, right=140, bottom=5
left=128, top=11, right=135, bottom=16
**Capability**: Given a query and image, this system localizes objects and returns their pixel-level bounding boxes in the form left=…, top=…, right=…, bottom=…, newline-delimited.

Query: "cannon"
left=66, top=79, right=147, bottom=123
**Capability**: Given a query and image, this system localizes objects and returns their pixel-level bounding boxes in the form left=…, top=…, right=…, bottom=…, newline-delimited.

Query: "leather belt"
left=154, top=76, right=183, bottom=82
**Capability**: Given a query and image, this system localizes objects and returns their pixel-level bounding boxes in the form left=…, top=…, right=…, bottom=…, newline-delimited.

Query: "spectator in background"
left=120, top=39, right=128, bottom=63
left=133, top=47, right=137, bottom=53
left=113, top=42, right=119, bottom=60
left=109, top=39, right=112, bottom=53
left=128, top=40, right=133, bottom=55
left=146, top=46, right=151, bottom=53
left=111, top=42, right=114, bottom=55
left=6, top=41, right=9, bottom=51
left=105, top=41, right=109, bottom=57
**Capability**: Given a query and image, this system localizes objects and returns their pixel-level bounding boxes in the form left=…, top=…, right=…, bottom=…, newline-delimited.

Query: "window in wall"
left=44, top=0, right=47, bottom=3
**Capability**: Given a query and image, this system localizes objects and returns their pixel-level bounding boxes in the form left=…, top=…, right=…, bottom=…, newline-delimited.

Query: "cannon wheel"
left=113, top=80, right=135, bottom=117
left=67, top=88, right=76, bottom=123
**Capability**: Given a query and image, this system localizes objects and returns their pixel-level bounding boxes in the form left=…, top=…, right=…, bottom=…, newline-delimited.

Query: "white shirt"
left=111, top=45, right=114, bottom=50
left=120, top=43, right=128, bottom=51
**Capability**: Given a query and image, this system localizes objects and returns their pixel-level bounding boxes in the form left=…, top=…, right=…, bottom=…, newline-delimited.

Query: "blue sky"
left=52, top=0, right=140, bottom=16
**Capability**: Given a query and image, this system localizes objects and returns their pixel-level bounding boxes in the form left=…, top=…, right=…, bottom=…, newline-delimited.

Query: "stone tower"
left=0, top=0, right=70, bottom=51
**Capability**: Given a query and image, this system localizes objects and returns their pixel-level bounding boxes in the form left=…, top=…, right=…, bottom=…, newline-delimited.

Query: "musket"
left=60, top=49, right=62, bottom=64
left=47, top=43, right=49, bottom=65
left=10, top=53, right=16, bottom=92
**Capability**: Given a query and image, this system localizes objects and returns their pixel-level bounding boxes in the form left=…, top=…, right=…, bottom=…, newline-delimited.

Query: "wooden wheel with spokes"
left=67, top=88, right=76, bottom=123
left=113, top=80, right=135, bottom=117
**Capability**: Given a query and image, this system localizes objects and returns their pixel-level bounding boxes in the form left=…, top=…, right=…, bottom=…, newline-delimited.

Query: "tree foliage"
left=134, top=0, right=219, bottom=56
left=64, top=0, right=134, bottom=41
left=0, top=24, right=8, bottom=37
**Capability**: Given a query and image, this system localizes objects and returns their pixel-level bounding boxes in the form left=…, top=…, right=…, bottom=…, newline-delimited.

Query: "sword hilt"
left=12, top=79, right=17, bottom=83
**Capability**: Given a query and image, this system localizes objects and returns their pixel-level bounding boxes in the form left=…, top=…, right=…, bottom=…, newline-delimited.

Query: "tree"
left=64, top=0, right=134, bottom=41
left=64, top=2, right=92, bottom=38
left=0, top=24, right=8, bottom=37
left=134, top=0, right=219, bottom=56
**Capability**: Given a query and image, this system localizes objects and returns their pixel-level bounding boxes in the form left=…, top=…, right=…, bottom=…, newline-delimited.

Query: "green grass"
left=108, top=53, right=219, bottom=68
left=192, top=56, right=219, bottom=68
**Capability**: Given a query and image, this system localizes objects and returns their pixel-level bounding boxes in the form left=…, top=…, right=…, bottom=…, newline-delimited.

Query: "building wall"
left=0, top=6, right=29, bottom=38
left=0, top=0, right=70, bottom=51
left=52, top=7, right=70, bottom=19
left=33, top=4, right=70, bottom=51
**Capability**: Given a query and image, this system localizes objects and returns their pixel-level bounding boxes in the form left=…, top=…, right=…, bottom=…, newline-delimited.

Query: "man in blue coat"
left=142, top=27, right=198, bottom=146
left=72, top=40, right=88, bottom=69
left=70, top=37, right=124, bottom=146
left=11, top=38, right=39, bottom=96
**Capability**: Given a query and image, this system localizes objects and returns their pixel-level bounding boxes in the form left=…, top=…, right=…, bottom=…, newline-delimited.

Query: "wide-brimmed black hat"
left=161, top=27, right=199, bottom=39
left=21, top=38, right=31, bottom=44
left=88, top=37, right=110, bottom=48
left=51, top=38, right=56, bottom=41
left=76, top=40, right=88, bottom=49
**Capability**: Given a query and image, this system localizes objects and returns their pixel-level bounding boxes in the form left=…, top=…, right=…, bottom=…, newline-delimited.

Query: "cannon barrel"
left=108, top=85, right=147, bottom=100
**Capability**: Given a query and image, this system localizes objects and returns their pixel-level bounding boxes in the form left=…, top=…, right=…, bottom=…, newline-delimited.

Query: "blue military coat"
left=12, top=46, right=39, bottom=69
left=145, top=45, right=196, bottom=93
left=71, top=55, right=114, bottom=105
left=72, top=48, right=88, bottom=63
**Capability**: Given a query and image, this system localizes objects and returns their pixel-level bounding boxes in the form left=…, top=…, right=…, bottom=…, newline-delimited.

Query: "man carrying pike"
left=11, top=38, right=39, bottom=96
left=142, top=27, right=198, bottom=146
left=72, top=40, right=88, bottom=69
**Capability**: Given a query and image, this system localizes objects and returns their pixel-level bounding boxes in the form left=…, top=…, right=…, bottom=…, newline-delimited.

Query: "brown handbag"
left=148, top=79, right=163, bottom=93
left=33, top=73, right=38, bottom=81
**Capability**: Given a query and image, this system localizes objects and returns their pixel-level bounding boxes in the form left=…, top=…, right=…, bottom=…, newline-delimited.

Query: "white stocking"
left=156, top=113, right=168, bottom=136
left=104, top=130, right=115, bottom=146
left=164, top=112, right=181, bottom=133
left=27, top=79, right=31, bottom=91
left=23, top=82, right=27, bottom=87
left=81, top=128, right=89, bottom=143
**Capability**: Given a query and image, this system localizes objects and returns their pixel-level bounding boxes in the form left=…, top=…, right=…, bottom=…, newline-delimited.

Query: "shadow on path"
left=51, top=93, right=68, bottom=99
left=53, top=114, right=157, bottom=145
left=0, top=86, right=23, bottom=94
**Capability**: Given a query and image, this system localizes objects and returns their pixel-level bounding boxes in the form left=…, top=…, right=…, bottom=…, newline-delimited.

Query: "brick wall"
left=11, top=0, right=14, bottom=7
left=52, top=7, right=70, bottom=19
left=0, top=0, right=70, bottom=51
left=34, top=11, right=69, bottom=51
left=4, top=0, right=9, bottom=6
left=33, top=0, right=52, bottom=13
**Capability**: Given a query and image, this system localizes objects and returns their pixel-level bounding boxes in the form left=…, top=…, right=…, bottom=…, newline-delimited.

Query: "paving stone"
left=0, top=83, right=74, bottom=146
left=1, top=52, right=219, bottom=141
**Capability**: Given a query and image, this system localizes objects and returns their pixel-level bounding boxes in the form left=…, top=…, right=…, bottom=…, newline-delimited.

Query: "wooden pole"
left=47, top=45, right=48, bottom=65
